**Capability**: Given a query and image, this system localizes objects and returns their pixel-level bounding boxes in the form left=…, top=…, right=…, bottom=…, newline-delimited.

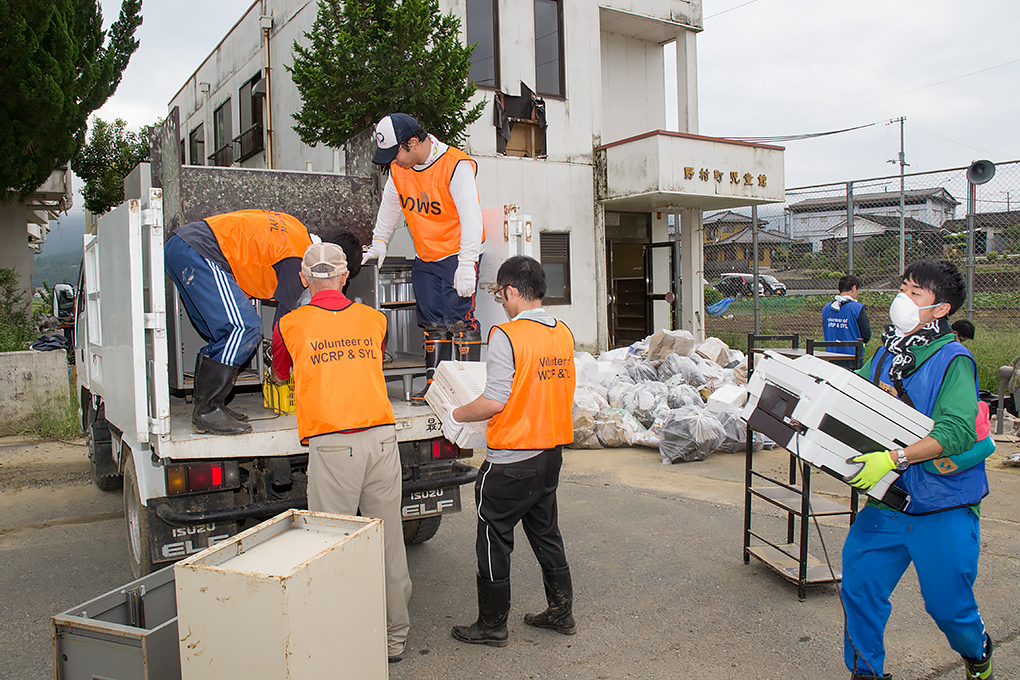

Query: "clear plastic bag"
left=667, top=383, right=704, bottom=409
left=595, top=407, right=648, bottom=448
left=657, top=406, right=726, bottom=464
left=627, top=360, right=659, bottom=383
left=629, top=381, right=669, bottom=428
left=659, top=354, right=705, bottom=385
left=569, top=404, right=602, bottom=449
left=713, top=408, right=764, bottom=454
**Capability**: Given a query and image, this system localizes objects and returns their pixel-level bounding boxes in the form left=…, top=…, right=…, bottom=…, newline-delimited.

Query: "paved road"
left=2, top=438, right=1019, bottom=679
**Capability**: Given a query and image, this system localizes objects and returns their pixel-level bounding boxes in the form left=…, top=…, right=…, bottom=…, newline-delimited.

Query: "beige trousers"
left=308, top=425, right=411, bottom=657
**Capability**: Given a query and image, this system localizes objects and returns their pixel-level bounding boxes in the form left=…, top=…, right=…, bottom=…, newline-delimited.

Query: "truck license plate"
left=401, top=487, right=461, bottom=519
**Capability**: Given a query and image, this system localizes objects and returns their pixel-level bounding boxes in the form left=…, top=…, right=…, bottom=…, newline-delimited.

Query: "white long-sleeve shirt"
left=371, top=135, right=484, bottom=264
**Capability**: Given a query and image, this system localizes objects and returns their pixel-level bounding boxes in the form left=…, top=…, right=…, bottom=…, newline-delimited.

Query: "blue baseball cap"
left=373, top=113, right=421, bottom=165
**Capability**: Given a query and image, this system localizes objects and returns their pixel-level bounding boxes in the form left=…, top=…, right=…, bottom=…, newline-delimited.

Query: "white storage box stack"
left=425, top=360, right=489, bottom=449
left=174, top=510, right=387, bottom=680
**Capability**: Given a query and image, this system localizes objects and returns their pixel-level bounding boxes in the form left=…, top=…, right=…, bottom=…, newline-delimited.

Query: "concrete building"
left=0, top=166, right=73, bottom=296
left=167, top=0, right=784, bottom=350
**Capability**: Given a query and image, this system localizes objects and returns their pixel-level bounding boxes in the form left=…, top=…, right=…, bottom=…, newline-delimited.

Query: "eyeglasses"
left=493, top=286, right=508, bottom=304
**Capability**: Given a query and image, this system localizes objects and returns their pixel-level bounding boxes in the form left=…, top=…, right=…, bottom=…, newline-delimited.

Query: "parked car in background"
left=717, top=273, right=763, bottom=297
left=716, top=273, right=787, bottom=297
left=760, top=274, right=787, bottom=296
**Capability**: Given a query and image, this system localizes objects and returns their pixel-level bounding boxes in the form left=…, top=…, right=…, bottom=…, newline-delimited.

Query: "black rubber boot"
left=963, top=633, right=994, bottom=679
left=195, top=354, right=248, bottom=421
left=454, top=328, right=482, bottom=362
left=524, top=566, right=576, bottom=635
left=192, top=355, right=252, bottom=435
left=451, top=575, right=510, bottom=647
left=411, top=327, right=451, bottom=404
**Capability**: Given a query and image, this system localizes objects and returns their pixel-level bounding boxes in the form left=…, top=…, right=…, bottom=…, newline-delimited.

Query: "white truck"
left=74, top=184, right=477, bottom=579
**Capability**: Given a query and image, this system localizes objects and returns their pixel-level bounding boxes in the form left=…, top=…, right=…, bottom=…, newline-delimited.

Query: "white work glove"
left=442, top=405, right=465, bottom=444
left=453, top=261, right=477, bottom=297
left=361, top=239, right=388, bottom=267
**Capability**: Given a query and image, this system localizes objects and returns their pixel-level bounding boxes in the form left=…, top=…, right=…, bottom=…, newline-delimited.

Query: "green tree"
left=72, top=116, right=153, bottom=214
left=0, top=0, right=142, bottom=199
left=289, top=0, right=484, bottom=149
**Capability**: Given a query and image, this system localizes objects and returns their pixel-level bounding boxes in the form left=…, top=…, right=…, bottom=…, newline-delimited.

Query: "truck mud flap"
left=149, top=491, right=237, bottom=564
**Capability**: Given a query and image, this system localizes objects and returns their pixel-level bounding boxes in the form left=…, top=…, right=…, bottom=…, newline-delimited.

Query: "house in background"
left=166, top=0, right=785, bottom=350
left=788, top=187, right=958, bottom=252
left=704, top=226, right=792, bottom=276
left=822, top=214, right=943, bottom=260
left=703, top=210, right=751, bottom=242
left=942, top=210, right=1020, bottom=255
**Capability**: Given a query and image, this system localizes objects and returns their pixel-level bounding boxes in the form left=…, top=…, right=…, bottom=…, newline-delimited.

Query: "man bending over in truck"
left=272, top=243, right=412, bottom=664
left=164, top=209, right=336, bottom=435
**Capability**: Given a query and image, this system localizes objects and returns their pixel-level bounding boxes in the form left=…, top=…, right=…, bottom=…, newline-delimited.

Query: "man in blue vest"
left=822, top=274, right=871, bottom=368
left=840, top=260, right=994, bottom=680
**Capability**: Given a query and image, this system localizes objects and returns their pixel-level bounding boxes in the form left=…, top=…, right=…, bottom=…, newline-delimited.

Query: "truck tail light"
left=432, top=438, right=462, bottom=460
left=166, top=461, right=240, bottom=495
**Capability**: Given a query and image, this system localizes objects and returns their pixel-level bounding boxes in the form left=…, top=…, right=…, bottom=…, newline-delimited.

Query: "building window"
left=235, top=73, right=265, bottom=162
left=467, top=0, right=499, bottom=88
left=188, top=124, right=205, bottom=166
left=209, top=99, right=232, bottom=167
left=534, top=0, right=564, bottom=97
left=540, top=232, right=570, bottom=304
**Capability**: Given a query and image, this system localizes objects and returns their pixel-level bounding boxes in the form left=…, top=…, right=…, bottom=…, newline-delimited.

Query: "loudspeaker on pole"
left=967, top=160, right=996, bottom=185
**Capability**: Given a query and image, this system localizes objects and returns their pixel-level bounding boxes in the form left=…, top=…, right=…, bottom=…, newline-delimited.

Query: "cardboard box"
left=646, top=329, right=696, bottom=361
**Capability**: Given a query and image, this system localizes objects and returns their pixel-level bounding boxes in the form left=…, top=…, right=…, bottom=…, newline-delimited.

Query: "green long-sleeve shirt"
left=857, top=334, right=978, bottom=456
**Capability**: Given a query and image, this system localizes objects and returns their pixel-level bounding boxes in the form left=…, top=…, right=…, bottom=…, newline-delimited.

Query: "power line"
left=722, top=121, right=879, bottom=143
left=705, top=0, right=762, bottom=20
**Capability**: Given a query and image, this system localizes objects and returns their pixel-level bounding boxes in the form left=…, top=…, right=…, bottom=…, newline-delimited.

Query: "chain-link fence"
left=702, top=159, right=1020, bottom=388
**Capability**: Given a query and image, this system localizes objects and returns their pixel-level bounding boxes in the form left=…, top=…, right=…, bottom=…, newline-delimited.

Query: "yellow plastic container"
left=262, top=372, right=296, bottom=415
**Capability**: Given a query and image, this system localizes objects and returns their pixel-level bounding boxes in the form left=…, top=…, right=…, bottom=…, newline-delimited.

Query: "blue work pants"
left=841, top=505, right=987, bottom=675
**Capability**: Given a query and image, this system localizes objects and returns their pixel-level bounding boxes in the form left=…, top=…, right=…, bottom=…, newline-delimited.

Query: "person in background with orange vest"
left=272, top=242, right=412, bottom=664
left=363, top=113, right=485, bottom=402
left=164, top=209, right=336, bottom=436
left=442, top=256, right=576, bottom=648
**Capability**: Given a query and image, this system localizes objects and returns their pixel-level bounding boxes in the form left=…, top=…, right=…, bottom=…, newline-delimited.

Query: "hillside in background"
left=33, top=212, right=86, bottom=287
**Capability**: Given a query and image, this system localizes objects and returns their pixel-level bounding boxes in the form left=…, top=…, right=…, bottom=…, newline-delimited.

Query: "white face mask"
left=888, top=292, right=941, bottom=335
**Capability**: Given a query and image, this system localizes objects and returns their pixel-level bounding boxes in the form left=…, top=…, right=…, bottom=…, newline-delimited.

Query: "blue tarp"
left=706, top=297, right=735, bottom=316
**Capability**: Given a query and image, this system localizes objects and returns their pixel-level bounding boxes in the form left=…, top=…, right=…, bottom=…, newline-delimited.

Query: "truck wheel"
left=124, top=456, right=155, bottom=579
left=403, top=516, right=442, bottom=545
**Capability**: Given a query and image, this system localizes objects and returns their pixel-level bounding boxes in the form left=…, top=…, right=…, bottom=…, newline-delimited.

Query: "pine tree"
left=0, top=0, right=142, bottom=199
left=289, top=0, right=484, bottom=149
left=72, top=116, right=154, bottom=215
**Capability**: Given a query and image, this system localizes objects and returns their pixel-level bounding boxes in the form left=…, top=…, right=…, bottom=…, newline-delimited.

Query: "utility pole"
left=887, top=117, right=908, bottom=273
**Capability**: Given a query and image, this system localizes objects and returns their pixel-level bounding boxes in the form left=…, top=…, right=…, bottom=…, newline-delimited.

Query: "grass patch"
left=18, top=367, right=81, bottom=441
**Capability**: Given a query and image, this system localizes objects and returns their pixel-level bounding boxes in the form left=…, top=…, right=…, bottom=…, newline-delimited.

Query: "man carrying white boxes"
left=438, top=256, right=577, bottom=648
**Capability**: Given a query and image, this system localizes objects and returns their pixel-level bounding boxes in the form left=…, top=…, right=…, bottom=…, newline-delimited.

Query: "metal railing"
left=233, top=123, right=265, bottom=163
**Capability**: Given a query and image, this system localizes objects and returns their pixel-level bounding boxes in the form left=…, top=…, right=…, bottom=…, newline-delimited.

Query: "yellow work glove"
left=844, top=451, right=897, bottom=490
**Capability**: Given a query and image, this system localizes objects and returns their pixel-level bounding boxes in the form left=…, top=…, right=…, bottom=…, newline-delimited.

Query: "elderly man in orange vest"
left=165, top=210, right=333, bottom=436
left=363, top=113, right=485, bottom=403
left=272, top=242, right=412, bottom=664
left=442, top=256, right=577, bottom=648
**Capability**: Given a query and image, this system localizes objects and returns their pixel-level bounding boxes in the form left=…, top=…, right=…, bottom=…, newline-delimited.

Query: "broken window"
left=494, top=82, right=547, bottom=158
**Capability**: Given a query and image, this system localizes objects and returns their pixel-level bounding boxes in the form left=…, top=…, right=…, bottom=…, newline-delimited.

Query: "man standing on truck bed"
left=363, top=113, right=485, bottom=402
left=272, top=242, right=412, bottom=664
left=442, top=256, right=577, bottom=648
left=164, top=209, right=329, bottom=435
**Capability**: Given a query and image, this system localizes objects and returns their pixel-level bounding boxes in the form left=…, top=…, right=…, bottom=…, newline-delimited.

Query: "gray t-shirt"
left=482, top=308, right=562, bottom=465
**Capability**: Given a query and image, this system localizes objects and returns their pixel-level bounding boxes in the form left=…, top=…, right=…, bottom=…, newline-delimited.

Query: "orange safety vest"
left=389, top=147, right=483, bottom=262
left=278, top=302, right=394, bottom=445
left=205, top=210, right=312, bottom=299
left=486, top=318, right=575, bottom=451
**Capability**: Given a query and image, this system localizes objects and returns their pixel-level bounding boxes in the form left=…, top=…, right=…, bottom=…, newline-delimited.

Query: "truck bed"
left=159, top=377, right=442, bottom=460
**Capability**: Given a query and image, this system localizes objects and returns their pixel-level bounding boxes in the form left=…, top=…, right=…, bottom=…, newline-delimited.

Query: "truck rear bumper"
left=155, top=461, right=478, bottom=526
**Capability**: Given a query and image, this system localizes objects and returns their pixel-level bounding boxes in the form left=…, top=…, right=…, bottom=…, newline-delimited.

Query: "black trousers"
left=474, top=446, right=568, bottom=582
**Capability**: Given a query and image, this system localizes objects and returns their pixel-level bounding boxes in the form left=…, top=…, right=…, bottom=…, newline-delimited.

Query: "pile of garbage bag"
left=568, top=329, right=772, bottom=463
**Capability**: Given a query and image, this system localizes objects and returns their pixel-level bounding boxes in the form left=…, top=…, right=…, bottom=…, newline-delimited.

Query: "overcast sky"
left=65, top=0, right=1020, bottom=220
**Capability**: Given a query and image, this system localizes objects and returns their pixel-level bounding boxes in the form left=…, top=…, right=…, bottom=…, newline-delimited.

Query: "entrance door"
left=644, top=241, right=678, bottom=331
left=608, top=241, right=648, bottom=348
